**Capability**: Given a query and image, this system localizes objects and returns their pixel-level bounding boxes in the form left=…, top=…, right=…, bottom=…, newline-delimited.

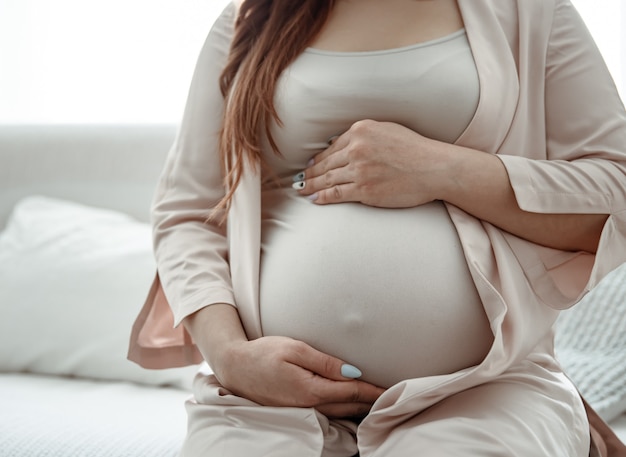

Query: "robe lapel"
left=455, top=0, right=519, bottom=154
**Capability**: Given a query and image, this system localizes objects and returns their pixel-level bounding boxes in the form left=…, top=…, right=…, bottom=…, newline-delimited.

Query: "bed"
left=0, top=124, right=624, bottom=455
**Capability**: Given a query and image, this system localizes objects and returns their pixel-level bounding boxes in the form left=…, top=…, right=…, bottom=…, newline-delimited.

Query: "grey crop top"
left=262, top=28, right=480, bottom=183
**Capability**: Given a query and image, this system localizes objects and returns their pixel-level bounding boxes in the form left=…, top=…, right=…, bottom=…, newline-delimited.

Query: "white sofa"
left=0, top=125, right=197, bottom=457
left=0, top=124, right=625, bottom=456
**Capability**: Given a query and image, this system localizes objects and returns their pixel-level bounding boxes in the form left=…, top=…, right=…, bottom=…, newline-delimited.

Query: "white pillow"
left=555, top=262, right=626, bottom=422
left=0, top=196, right=199, bottom=388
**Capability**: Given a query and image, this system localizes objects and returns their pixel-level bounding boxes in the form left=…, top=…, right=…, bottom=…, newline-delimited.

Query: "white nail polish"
left=341, top=364, right=362, bottom=379
left=293, top=172, right=305, bottom=182
left=292, top=181, right=305, bottom=190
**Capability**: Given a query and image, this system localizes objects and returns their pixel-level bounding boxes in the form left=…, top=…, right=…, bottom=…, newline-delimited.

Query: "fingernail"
left=327, top=135, right=339, bottom=145
left=292, top=181, right=305, bottom=190
left=307, top=192, right=319, bottom=202
left=341, top=364, right=362, bottom=379
left=307, top=158, right=315, bottom=167
left=293, top=172, right=305, bottom=182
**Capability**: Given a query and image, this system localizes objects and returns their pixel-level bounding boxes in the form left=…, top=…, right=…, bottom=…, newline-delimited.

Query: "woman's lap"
left=180, top=362, right=589, bottom=457
left=363, top=363, right=589, bottom=456
left=179, top=373, right=358, bottom=457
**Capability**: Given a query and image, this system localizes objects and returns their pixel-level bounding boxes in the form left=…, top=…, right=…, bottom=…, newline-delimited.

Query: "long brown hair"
left=212, top=0, right=334, bottom=220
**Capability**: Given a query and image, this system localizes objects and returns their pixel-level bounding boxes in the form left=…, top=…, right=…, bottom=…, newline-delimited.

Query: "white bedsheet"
left=0, top=373, right=624, bottom=455
left=0, top=374, right=190, bottom=457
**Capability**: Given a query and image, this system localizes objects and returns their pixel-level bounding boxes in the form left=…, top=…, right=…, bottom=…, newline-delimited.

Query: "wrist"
left=434, top=144, right=505, bottom=208
left=428, top=141, right=466, bottom=203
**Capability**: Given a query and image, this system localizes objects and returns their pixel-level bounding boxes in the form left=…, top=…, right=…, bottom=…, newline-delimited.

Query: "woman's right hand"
left=214, top=335, right=386, bottom=418
left=184, top=304, right=385, bottom=418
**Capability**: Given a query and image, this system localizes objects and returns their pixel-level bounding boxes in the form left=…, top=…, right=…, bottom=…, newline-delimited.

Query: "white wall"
left=0, top=0, right=623, bottom=124
left=570, top=0, right=625, bottom=99
left=0, top=0, right=231, bottom=124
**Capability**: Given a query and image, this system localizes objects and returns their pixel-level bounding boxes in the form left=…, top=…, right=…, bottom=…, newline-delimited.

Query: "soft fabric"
left=180, top=361, right=589, bottom=457
left=259, top=197, right=493, bottom=388
left=0, top=373, right=189, bottom=457
left=131, top=0, right=626, bottom=365
left=256, top=30, right=491, bottom=388
left=265, top=28, right=477, bottom=178
left=130, top=0, right=626, bottom=455
left=0, top=196, right=198, bottom=387
left=556, top=263, right=626, bottom=422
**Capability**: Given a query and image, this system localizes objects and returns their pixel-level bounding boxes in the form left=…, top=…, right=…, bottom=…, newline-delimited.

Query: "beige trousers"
left=180, top=361, right=589, bottom=457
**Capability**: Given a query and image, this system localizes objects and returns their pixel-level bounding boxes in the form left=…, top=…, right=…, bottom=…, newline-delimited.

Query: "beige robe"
left=128, top=0, right=626, bottom=454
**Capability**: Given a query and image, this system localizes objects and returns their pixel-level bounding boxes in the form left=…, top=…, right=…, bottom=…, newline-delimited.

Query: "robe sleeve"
left=151, top=2, right=238, bottom=327
left=497, top=0, right=626, bottom=304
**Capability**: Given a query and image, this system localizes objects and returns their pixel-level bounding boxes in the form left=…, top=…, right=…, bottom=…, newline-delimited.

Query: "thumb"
left=288, top=342, right=363, bottom=381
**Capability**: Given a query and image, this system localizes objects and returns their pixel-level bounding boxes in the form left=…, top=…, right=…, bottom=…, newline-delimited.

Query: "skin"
left=308, top=0, right=464, bottom=53
left=183, top=0, right=608, bottom=419
left=296, top=119, right=607, bottom=254
left=185, top=303, right=385, bottom=418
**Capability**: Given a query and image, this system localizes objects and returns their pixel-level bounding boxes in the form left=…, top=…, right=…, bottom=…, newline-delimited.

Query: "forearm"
left=182, top=303, right=248, bottom=374
left=439, top=144, right=608, bottom=253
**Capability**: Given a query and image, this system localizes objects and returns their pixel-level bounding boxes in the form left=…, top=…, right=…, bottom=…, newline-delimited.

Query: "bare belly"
left=259, top=191, right=493, bottom=388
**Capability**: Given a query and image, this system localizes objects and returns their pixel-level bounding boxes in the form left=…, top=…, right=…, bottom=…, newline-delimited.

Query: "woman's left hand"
left=294, top=119, right=452, bottom=208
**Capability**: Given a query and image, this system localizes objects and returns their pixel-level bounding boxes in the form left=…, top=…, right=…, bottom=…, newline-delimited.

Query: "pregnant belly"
left=259, top=193, right=493, bottom=388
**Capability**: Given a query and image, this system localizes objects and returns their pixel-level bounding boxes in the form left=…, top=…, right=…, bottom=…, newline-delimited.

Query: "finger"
left=309, top=183, right=360, bottom=205
left=310, top=131, right=349, bottom=167
left=292, top=162, right=347, bottom=195
left=303, top=148, right=351, bottom=184
left=303, top=135, right=351, bottom=181
left=307, top=378, right=386, bottom=406
left=287, top=340, right=362, bottom=381
left=296, top=165, right=354, bottom=197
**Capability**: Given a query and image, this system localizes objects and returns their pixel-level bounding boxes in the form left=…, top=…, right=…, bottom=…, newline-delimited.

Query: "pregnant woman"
left=129, top=0, right=626, bottom=455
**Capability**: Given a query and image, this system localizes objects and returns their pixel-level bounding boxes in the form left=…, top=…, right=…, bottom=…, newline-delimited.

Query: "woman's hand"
left=294, top=119, right=451, bottom=208
left=184, top=304, right=385, bottom=419
left=292, top=118, right=605, bottom=252
left=214, top=335, right=386, bottom=418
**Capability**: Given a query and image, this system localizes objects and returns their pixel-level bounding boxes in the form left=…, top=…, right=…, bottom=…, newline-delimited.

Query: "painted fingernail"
left=341, top=364, right=362, bottom=379
left=292, top=181, right=305, bottom=190
left=327, top=135, right=339, bottom=145
left=307, top=158, right=315, bottom=167
left=293, top=172, right=305, bottom=182
left=307, top=193, right=319, bottom=202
